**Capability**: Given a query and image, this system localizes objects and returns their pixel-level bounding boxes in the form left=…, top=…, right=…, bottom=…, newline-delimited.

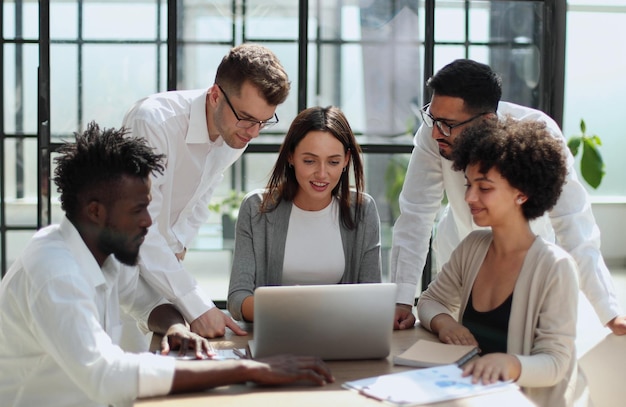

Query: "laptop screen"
left=249, top=283, right=397, bottom=360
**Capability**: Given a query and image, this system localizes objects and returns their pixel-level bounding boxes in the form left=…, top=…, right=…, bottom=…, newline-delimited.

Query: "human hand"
left=461, top=353, right=521, bottom=385
left=159, top=323, right=215, bottom=359
left=190, top=307, right=247, bottom=338
left=431, top=314, right=478, bottom=347
left=606, top=315, right=626, bottom=335
left=394, top=304, right=416, bottom=330
left=248, top=355, right=335, bottom=386
left=175, top=248, right=186, bottom=261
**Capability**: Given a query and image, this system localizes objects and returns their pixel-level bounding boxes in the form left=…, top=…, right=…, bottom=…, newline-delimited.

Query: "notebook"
left=393, top=339, right=479, bottom=368
left=248, top=283, right=397, bottom=360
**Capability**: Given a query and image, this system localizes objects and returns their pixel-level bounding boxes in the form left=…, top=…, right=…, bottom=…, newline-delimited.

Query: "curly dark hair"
left=451, top=116, right=567, bottom=220
left=54, top=121, right=165, bottom=220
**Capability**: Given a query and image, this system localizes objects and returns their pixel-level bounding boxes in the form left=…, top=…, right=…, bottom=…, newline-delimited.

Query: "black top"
left=462, top=291, right=512, bottom=354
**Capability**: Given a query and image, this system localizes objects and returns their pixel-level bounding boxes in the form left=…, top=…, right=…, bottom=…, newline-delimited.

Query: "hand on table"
left=461, top=353, right=521, bottom=385
left=190, top=307, right=247, bottom=338
left=159, top=323, right=215, bottom=360
left=431, top=314, right=478, bottom=347
left=248, top=355, right=335, bottom=386
left=394, top=304, right=416, bottom=330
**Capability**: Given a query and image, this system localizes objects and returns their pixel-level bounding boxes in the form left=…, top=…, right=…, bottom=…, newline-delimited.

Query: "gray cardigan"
left=227, top=189, right=382, bottom=321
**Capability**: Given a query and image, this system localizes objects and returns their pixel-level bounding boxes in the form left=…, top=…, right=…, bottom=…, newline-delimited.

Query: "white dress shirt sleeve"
left=123, top=103, right=215, bottom=322
left=542, top=120, right=622, bottom=324
left=503, top=102, right=622, bottom=324
left=390, top=124, right=446, bottom=305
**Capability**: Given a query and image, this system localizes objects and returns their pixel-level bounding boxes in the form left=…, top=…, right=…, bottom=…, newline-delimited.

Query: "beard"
left=98, top=225, right=144, bottom=266
left=436, top=138, right=453, bottom=160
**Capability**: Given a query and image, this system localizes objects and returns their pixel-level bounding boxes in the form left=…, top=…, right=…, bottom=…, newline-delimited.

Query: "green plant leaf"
left=579, top=119, right=586, bottom=134
left=567, top=136, right=582, bottom=157
left=385, top=156, right=410, bottom=220
left=580, top=137, right=605, bottom=189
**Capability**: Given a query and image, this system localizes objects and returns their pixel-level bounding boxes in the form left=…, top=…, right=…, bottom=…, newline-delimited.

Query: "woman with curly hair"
left=416, top=116, right=586, bottom=407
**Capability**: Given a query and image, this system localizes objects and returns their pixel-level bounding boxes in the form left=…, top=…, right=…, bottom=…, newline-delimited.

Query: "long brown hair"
left=261, top=106, right=364, bottom=229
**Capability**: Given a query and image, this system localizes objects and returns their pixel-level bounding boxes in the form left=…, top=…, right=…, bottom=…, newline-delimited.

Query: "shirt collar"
left=187, top=89, right=224, bottom=146
left=59, top=216, right=107, bottom=288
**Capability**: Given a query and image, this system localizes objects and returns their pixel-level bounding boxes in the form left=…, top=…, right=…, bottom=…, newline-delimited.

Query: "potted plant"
left=208, top=190, right=246, bottom=240
left=567, top=119, right=605, bottom=189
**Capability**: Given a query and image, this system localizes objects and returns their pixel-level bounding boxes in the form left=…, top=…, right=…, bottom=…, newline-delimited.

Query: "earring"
left=342, top=166, right=347, bottom=173
left=517, top=198, right=523, bottom=204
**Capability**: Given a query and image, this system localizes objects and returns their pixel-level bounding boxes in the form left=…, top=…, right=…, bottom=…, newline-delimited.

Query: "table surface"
left=136, top=322, right=535, bottom=407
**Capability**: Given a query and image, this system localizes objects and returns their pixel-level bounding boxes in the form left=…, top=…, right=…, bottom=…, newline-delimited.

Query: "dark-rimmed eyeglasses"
left=217, top=84, right=279, bottom=130
left=419, top=103, right=490, bottom=137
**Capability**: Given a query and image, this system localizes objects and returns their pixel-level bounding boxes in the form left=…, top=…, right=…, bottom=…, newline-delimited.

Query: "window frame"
left=0, top=0, right=565, bottom=277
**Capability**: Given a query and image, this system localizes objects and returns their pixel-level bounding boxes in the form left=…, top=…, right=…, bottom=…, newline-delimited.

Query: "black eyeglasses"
left=419, top=103, right=490, bottom=137
left=217, top=84, right=279, bottom=130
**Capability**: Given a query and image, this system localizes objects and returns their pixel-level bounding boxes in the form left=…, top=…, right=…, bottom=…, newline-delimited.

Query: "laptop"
left=248, top=283, right=397, bottom=360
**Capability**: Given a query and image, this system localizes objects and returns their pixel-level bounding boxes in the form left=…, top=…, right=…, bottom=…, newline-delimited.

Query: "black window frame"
left=0, top=0, right=565, bottom=276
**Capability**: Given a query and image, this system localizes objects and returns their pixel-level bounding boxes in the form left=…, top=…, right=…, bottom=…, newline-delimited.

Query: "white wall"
left=592, top=203, right=626, bottom=267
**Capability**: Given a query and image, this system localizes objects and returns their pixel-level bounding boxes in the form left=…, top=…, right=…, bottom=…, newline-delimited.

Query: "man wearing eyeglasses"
left=120, top=43, right=290, bottom=345
left=391, top=59, right=626, bottom=336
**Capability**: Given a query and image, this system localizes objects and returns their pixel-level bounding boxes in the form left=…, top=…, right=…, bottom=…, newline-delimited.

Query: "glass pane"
left=82, top=45, right=161, bottom=128
left=468, top=1, right=491, bottom=43
left=563, top=6, right=626, bottom=197
left=2, top=0, right=39, bottom=39
left=50, top=44, right=79, bottom=136
left=366, top=153, right=413, bottom=282
left=178, top=44, right=231, bottom=90
left=312, top=0, right=421, bottom=42
left=488, top=2, right=543, bottom=109
left=434, top=1, right=466, bottom=42
left=241, top=152, right=278, bottom=192
left=83, top=1, right=159, bottom=40
left=432, top=1, right=544, bottom=111
left=3, top=138, right=39, bottom=226
left=181, top=0, right=235, bottom=42
left=306, top=2, right=421, bottom=139
left=51, top=1, right=78, bottom=39
left=2, top=43, right=39, bottom=135
left=246, top=0, right=298, bottom=40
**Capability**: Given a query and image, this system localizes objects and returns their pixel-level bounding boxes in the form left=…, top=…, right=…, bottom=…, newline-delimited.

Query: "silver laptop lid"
left=249, top=283, right=397, bottom=360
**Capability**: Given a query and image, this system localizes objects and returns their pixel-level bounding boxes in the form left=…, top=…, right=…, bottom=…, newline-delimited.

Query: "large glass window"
left=2, top=1, right=564, bottom=304
left=563, top=1, right=626, bottom=198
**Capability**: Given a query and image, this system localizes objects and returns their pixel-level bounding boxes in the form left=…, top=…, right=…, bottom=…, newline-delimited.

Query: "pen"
left=232, top=348, right=248, bottom=359
left=457, top=347, right=480, bottom=367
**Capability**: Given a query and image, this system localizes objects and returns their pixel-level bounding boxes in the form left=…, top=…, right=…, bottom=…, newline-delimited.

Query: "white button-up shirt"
left=0, top=217, right=175, bottom=407
left=122, top=89, right=245, bottom=321
left=390, top=101, right=622, bottom=325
